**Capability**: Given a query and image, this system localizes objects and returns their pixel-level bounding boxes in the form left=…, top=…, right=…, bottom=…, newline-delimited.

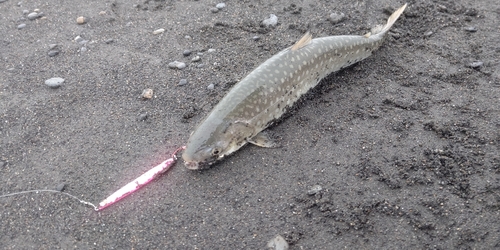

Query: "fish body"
left=182, top=4, right=407, bottom=169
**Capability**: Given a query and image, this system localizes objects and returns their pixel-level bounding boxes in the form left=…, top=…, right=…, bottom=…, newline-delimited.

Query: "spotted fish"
left=182, top=4, right=407, bottom=169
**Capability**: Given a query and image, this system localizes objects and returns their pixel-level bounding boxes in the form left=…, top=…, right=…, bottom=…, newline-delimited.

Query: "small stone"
left=49, top=44, right=58, bottom=50
left=307, top=185, right=323, bottom=195
left=168, top=61, right=186, bottom=69
left=37, top=12, right=45, bottom=18
left=17, top=23, right=26, bottom=29
left=33, top=9, right=40, bottom=12
left=196, top=64, right=204, bottom=68
left=197, top=52, right=204, bottom=56
left=27, top=12, right=38, bottom=20
left=262, top=14, right=278, bottom=28
left=216, top=3, right=226, bottom=9
left=464, top=26, right=477, bottom=32
left=266, top=235, right=289, bottom=250
left=424, top=31, right=433, bottom=37
left=55, top=183, right=66, bottom=192
left=252, top=36, right=260, bottom=41
left=176, top=62, right=186, bottom=69
left=105, top=39, right=114, bottom=44
left=207, top=83, right=215, bottom=90
left=78, top=39, right=88, bottom=45
left=468, top=61, right=483, bottom=68
left=99, top=11, right=106, bottom=15
left=183, top=50, right=191, bottom=56
left=329, top=12, right=345, bottom=25
left=191, top=56, right=201, bottom=62
left=209, top=7, right=219, bottom=13
left=76, top=16, right=86, bottom=24
left=153, top=28, right=165, bottom=34
left=22, top=10, right=29, bottom=15
left=80, top=47, right=87, bottom=52
left=45, top=77, right=64, bottom=88
left=178, top=79, right=188, bottom=86
left=47, top=50, right=59, bottom=57
left=141, top=88, right=154, bottom=99
left=168, top=61, right=178, bottom=69
left=207, top=48, right=216, bottom=53
left=74, top=36, right=84, bottom=43
left=138, top=113, right=148, bottom=121
left=184, top=35, right=192, bottom=39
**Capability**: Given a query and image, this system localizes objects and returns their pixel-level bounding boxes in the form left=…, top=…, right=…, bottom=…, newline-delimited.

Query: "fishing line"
left=0, top=189, right=98, bottom=211
left=1, top=146, right=185, bottom=211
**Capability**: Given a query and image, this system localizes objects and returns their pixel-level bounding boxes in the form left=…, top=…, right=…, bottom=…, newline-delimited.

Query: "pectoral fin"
left=248, top=131, right=280, bottom=148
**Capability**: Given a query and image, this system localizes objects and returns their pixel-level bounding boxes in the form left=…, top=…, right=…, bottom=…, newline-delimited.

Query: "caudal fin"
left=378, top=3, right=407, bottom=34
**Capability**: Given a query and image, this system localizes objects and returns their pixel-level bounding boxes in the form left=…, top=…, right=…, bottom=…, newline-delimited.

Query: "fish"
left=182, top=4, right=407, bottom=169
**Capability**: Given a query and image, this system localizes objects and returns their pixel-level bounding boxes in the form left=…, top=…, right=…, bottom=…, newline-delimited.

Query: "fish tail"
left=379, top=3, right=407, bottom=34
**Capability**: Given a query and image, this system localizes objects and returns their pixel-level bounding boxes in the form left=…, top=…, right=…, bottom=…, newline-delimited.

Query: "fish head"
left=183, top=119, right=255, bottom=170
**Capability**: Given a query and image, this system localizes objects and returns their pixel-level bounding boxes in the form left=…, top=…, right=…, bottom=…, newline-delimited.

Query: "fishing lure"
left=97, top=146, right=185, bottom=210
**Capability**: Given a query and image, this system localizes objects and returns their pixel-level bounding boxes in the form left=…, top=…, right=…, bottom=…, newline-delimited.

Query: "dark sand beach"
left=1, top=0, right=499, bottom=248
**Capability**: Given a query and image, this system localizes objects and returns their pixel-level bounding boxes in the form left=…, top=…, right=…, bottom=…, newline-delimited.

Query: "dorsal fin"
left=291, top=32, right=312, bottom=51
left=377, top=3, right=407, bottom=35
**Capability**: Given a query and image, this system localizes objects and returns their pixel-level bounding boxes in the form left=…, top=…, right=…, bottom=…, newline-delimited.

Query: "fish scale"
left=183, top=4, right=407, bottom=169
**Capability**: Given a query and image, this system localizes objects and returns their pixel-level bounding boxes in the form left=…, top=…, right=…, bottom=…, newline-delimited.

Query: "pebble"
left=105, top=39, right=114, bottom=44
left=207, top=48, right=216, bottom=53
left=191, top=56, right=201, bottom=62
left=468, top=61, right=483, bottom=68
left=27, top=12, right=38, bottom=20
left=55, top=183, right=66, bottom=192
left=153, top=28, right=165, bottom=34
left=80, top=47, right=87, bottom=52
left=207, top=83, right=215, bottom=90
left=183, top=49, right=191, bottom=56
left=17, top=23, right=26, bottom=29
left=22, top=9, right=29, bottom=15
left=266, top=235, right=289, bottom=250
left=307, top=185, right=323, bottom=195
left=329, top=12, right=345, bottom=25
left=74, top=36, right=84, bottom=43
left=141, top=88, right=154, bottom=99
left=209, top=7, right=219, bottom=13
left=262, top=14, right=278, bottom=28
left=76, top=16, right=86, bottom=24
left=424, top=31, right=433, bottom=37
left=138, top=113, right=148, bottom=121
left=178, top=79, right=188, bottom=86
left=45, top=77, right=64, bottom=88
left=168, top=61, right=186, bottom=69
left=197, top=52, right=204, bottom=56
left=49, top=44, right=58, bottom=50
left=196, top=64, right=204, bottom=68
left=252, top=36, right=260, bottom=41
left=216, top=3, right=226, bottom=9
left=464, top=26, right=477, bottom=32
left=47, top=50, right=59, bottom=57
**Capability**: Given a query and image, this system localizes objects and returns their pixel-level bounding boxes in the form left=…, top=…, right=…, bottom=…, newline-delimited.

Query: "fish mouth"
left=184, top=160, right=215, bottom=170
left=184, top=161, right=200, bottom=170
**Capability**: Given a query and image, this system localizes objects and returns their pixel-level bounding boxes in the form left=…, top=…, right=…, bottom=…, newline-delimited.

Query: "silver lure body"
left=183, top=4, right=407, bottom=169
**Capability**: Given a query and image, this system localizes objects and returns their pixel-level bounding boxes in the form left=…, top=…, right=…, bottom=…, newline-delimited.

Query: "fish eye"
left=211, top=148, right=220, bottom=156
